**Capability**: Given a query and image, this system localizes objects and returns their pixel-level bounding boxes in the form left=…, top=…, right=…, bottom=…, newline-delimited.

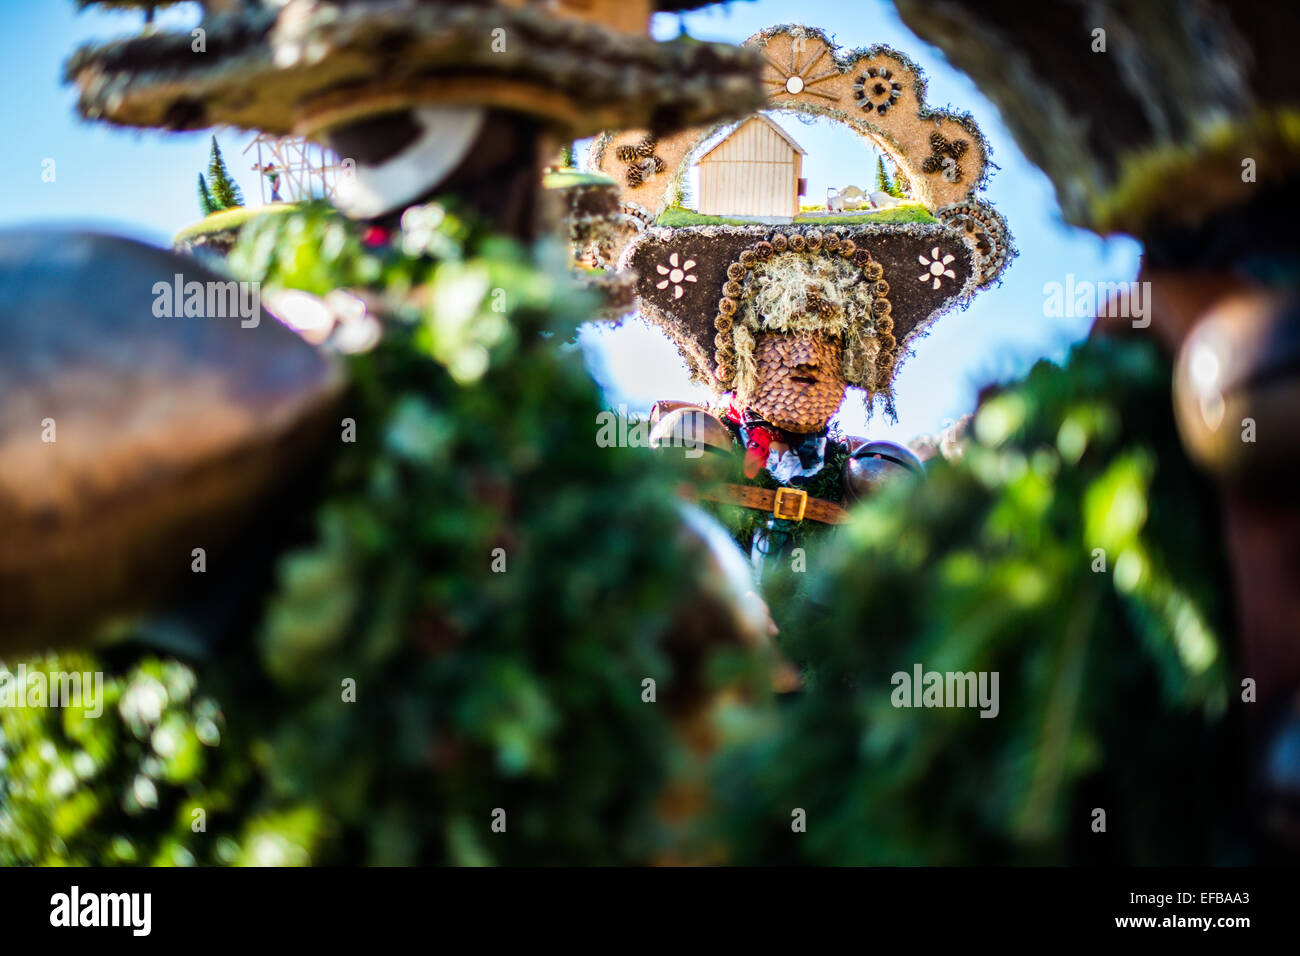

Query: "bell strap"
left=700, top=483, right=850, bottom=525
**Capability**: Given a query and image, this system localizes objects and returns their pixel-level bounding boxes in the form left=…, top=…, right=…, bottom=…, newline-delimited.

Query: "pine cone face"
left=742, top=331, right=846, bottom=434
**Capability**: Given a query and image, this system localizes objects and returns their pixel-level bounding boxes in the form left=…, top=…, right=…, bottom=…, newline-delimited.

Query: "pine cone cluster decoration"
left=921, top=131, right=969, bottom=181
left=938, top=201, right=1011, bottom=287
left=805, top=285, right=837, bottom=319
left=933, top=131, right=968, bottom=159
left=617, top=137, right=665, bottom=187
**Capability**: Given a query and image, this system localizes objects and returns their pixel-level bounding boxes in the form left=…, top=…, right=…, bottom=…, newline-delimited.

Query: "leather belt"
left=700, top=483, right=850, bottom=525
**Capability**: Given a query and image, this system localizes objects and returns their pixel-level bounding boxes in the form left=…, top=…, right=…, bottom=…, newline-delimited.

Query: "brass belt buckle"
left=772, top=487, right=808, bottom=522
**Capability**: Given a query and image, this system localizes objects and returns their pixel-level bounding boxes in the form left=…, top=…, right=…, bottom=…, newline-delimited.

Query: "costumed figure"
left=642, top=243, right=926, bottom=580
left=587, top=26, right=1012, bottom=580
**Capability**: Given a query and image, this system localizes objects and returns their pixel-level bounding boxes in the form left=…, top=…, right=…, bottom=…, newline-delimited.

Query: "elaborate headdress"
left=629, top=224, right=976, bottom=418
left=600, top=26, right=1012, bottom=417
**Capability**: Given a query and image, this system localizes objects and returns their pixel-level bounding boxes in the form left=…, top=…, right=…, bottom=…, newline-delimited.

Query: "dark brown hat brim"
left=626, top=222, right=977, bottom=393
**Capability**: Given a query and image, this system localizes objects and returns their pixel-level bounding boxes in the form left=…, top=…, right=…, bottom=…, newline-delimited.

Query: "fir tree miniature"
left=206, top=136, right=244, bottom=210
left=197, top=173, right=216, bottom=216
left=875, top=155, right=908, bottom=199
left=875, top=155, right=893, bottom=195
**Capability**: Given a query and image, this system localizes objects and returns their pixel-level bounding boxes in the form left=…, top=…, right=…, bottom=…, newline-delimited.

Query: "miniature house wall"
left=697, top=115, right=806, bottom=219
left=548, top=0, right=653, bottom=36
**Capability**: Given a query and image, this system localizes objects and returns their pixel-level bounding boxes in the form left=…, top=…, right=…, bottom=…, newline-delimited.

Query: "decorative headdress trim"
left=624, top=222, right=978, bottom=420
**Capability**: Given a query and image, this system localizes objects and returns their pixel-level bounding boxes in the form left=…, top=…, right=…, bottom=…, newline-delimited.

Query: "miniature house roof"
left=698, top=115, right=807, bottom=164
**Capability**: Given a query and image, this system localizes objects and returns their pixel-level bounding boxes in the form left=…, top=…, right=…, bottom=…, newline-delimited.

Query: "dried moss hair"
left=714, top=232, right=893, bottom=406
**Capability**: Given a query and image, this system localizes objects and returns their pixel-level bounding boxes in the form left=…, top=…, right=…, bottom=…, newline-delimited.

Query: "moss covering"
left=1091, top=109, right=1300, bottom=235
left=797, top=206, right=936, bottom=225
left=729, top=249, right=880, bottom=402
left=656, top=204, right=937, bottom=228
left=172, top=203, right=298, bottom=245
left=656, top=207, right=767, bottom=228
left=542, top=169, right=618, bottom=190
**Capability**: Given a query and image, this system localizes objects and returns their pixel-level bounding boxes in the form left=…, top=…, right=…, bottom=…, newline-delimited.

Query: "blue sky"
left=0, top=3, right=255, bottom=246
left=0, top=0, right=1141, bottom=443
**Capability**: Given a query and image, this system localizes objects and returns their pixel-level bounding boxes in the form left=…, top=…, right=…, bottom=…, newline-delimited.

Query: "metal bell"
left=649, top=407, right=737, bottom=479
left=842, top=439, right=924, bottom=505
left=1173, top=291, right=1300, bottom=484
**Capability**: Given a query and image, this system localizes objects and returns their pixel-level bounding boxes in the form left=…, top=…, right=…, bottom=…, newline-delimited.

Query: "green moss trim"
left=656, top=207, right=762, bottom=228
left=656, top=204, right=936, bottom=228
left=1093, top=109, right=1300, bottom=235
left=542, top=169, right=618, bottom=190
left=172, top=203, right=298, bottom=244
left=798, top=206, right=936, bottom=225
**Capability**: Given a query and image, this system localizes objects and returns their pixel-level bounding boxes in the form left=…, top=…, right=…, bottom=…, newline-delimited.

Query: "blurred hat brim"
left=66, top=1, right=765, bottom=139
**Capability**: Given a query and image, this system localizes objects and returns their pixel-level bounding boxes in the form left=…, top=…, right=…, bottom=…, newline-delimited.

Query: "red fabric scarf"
left=726, top=397, right=778, bottom=479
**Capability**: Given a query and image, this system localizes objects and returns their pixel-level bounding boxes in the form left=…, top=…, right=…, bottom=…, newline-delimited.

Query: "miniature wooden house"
left=543, top=0, right=654, bottom=36
left=697, top=115, right=806, bottom=219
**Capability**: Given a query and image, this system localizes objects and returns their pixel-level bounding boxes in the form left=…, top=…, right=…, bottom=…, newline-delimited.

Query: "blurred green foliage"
left=1, top=203, right=713, bottom=865
left=0, top=204, right=1244, bottom=865
left=704, top=336, right=1243, bottom=864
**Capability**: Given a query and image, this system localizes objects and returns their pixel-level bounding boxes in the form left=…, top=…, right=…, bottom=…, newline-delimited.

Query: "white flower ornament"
left=656, top=252, right=697, bottom=299
left=917, top=247, right=956, bottom=290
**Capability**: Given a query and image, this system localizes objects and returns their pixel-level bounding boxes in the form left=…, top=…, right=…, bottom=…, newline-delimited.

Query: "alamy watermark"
left=891, top=664, right=999, bottom=718
left=152, top=274, right=261, bottom=328
left=596, top=405, right=704, bottom=458
left=0, top=664, right=103, bottom=718
left=50, top=886, right=151, bottom=936
left=1043, top=275, right=1149, bottom=328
